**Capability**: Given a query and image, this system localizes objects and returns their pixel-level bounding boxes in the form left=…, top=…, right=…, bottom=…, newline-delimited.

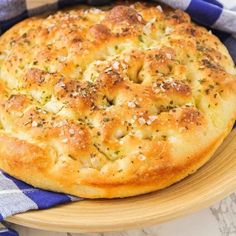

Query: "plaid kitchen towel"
left=0, top=172, right=79, bottom=220
left=0, top=172, right=79, bottom=236
left=0, top=0, right=236, bottom=234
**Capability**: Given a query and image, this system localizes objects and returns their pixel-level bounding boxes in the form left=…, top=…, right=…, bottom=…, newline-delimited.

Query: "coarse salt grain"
left=179, top=127, right=186, bottom=133
left=57, top=81, right=66, bottom=88
left=153, top=87, right=161, bottom=94
left=124, top=56, right=130, bottom=63
left=119, top=139, right=124, bottom=145
left=160, top=83, right=166, bottom=92
left=147, top=115, right=158, bottom=125
left=139, top=154, right=146, bottom=161
left=169, top=136, right=177, bottom=143
left=127, top=101, right=136, bottom=108
left=46, top=23, right=55, bottom=30
left=185, top=102, right=193, bottom=107
left=143, top=18, right=156, bottom=35
left=62, top=138, right=68, bottom=143
left=165, top=26, right=173, bottom=34
left=121, top=62, right=127, bottom=69
left=115, top=130, right=124, bottom=139
left=105, top=67, right=112, bottom=73
left=78, top=130, right=84, bottom=135
left=61, top=23, right=67, bottom=28
left=166, top=53, right=172, bottom=59
left=95, top=60, right=103, bottom=65
left=112, top=61, right=119, bottom=70
left=130, top=119, right=135, bottom=124
left=58, top=55, right=67, bottom=62
left=69, top=129, right=75, bottom=135
left=138, top=117, right=146, bottom=125
left=91, top=8, right=102, bottom=14
left=137, top=15, right=143, bottom=22
left=32, top=121, right=38, bottom=127
left=165, top=77, right=174, bottom=83
left=156, top=5, right=163, bottom=12
left=61, top=120, right=68, bottom=126
left=72, top=91, right=79, bottom=97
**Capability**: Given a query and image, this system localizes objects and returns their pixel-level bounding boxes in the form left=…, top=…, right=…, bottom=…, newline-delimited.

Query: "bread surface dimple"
left=0, top=1, right=235, bottom=198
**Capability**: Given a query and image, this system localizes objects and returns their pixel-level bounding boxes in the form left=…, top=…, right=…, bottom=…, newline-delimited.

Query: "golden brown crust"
left=0, top=1, right=235, bottom=198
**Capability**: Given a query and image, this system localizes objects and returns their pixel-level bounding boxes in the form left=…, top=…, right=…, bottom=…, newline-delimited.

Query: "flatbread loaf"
left=0, top=1, right=235, bottom=198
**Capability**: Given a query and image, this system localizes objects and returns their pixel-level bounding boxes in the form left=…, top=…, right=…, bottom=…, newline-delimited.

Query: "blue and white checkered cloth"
left=0, top=0, right=236, bottom=234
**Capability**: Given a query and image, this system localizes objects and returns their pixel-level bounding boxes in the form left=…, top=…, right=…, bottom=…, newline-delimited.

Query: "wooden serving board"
left=6, top=129, right=236, bottom=233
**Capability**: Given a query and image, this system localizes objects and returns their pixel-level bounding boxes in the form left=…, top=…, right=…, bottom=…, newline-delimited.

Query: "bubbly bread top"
left=0, top=1, right=235, bottom=198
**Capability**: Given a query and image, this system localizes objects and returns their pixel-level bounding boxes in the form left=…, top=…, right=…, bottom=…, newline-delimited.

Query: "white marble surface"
left=8, top=192, right=236, bottom=236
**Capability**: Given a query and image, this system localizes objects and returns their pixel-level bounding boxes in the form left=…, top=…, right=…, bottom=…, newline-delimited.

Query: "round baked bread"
left=0, top=2, right=235, bottom=198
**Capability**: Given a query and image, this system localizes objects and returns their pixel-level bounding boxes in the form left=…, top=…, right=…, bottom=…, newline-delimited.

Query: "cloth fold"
left=0, top=1, right=235, bottom=235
